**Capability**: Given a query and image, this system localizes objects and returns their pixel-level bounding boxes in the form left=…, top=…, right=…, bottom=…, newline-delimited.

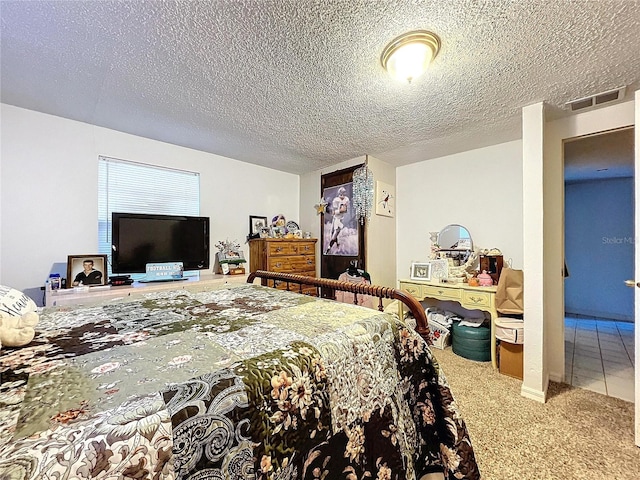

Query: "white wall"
left=0, top=104, right=299, bottom=302
left=396, top=140, right=524, bottom=282
left=299, top=155, right=397, bottom=288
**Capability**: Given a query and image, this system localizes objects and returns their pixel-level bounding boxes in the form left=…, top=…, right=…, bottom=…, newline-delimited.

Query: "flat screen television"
left=111, top=212, right=210, bottom=274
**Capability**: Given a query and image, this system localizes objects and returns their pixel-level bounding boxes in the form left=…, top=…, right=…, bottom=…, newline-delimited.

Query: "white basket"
left=495, top=318, right=524, bottom=344
left=428, top=320, right=451, bottom=350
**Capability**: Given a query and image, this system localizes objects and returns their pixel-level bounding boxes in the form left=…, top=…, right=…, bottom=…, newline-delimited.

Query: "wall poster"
left=322, top=181, right=358, bottom=256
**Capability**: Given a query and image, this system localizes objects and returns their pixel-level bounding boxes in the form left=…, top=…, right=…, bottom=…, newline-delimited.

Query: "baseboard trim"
left=565, top=309, right=633, bottom=323
left=521, top=374, right=549, bottom=403
left=548, top=371, right=564, bottom=383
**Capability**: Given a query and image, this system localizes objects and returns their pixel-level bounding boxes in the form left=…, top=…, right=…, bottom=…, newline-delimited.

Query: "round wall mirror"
left=438, top=224, right=473, bottom=251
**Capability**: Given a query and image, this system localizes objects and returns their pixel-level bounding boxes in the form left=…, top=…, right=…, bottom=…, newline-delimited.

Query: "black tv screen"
left=111, top=212, right=210, bottom=274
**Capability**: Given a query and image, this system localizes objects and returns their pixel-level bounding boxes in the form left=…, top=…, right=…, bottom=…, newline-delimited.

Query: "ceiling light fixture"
left=381, top=30, right=441, bottom=83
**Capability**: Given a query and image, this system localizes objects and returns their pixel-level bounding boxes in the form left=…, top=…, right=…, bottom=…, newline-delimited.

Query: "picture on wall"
left=67, top=255, right=108, bottom=287
left=322, top=182, right=358, bottom=256
left=375, top=181, right=395, bottom=217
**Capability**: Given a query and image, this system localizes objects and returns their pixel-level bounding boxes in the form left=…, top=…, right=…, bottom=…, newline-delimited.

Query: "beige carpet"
left=431, top=347, right=640, bottom=480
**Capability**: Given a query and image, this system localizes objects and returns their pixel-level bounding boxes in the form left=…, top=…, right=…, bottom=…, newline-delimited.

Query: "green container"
left=451, top=322, right=491, bottom=362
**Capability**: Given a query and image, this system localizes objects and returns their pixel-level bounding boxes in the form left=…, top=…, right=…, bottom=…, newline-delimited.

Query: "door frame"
left=634, top=90, right=639, bottom=445
left=539, top=97, right=637, bottom=444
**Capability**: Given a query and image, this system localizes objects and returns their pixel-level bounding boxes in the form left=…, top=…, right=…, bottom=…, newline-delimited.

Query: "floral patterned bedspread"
left=0, top=283, right=480, bottom=479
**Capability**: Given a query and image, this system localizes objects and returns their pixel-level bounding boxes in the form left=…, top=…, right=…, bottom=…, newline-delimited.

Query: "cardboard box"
left=499, top=342, right=523, bottom=380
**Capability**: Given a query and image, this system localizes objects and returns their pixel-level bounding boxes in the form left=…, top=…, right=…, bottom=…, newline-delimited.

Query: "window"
left=98, top=156, right=200, bottom=275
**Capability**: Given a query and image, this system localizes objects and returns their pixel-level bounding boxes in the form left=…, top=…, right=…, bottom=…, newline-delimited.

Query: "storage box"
left=427, top=319, right=451, bottom=350
left=499, top=342, right=523, bottom=380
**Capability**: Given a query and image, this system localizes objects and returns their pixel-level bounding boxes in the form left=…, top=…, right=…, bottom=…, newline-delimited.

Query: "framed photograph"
left=67, top=254, right=107, bottom=287
left=375, top=181, right=395, bottom=217
left=410, top=262, right=432, bottom=281
left=249, top=215, right=268, bottom=237
left=217, top=250, right=246, bottom=264
left=429, top=259, right=449, bottom=282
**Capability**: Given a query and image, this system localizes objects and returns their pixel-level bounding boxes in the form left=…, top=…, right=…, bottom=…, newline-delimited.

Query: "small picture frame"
left=217, top=250, right=246, bottom=264
left=67, top=255, right=108, bottom=287
left=249, top=215, right=268, bottom=237
left=375, top=181, right=395, bottom=217
left=410, top=262, right=432, bottom=281
left=429, top=259, right=449, bottom=282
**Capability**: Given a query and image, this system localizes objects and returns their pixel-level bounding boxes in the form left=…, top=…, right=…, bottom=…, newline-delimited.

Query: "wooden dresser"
left=249, top=238, right=317, bottom=293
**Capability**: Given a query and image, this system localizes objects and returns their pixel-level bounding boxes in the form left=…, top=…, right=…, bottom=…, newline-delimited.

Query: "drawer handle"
left=275, top=247, right=283, bottom=252
left=275, top=262, right=282, bottom=268
left=307, top=259, right=313, bottom=265
left=437, top=290, right=444, bottom=295
left=469, top=296, right=483, bottom=304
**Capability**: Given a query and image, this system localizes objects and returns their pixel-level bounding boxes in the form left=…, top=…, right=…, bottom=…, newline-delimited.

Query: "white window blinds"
left=98, top=156, right=200, bottom=273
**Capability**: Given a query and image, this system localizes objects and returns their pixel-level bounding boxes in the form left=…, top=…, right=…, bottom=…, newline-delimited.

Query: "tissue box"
left=427, top=320, right=451, bottom=350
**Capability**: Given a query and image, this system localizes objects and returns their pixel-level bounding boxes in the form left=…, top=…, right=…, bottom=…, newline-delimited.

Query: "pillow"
left=0, top=285, right=39, bottom=349
left=0, top=285, right=37, bottom=317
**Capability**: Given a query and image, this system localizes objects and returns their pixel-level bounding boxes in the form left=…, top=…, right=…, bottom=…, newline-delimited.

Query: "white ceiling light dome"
left=381, top=30, right=441, bottom=83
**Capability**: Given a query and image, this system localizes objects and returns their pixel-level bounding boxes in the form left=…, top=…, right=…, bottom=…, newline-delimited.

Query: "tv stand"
left=45, top=273, right=247, bottom=307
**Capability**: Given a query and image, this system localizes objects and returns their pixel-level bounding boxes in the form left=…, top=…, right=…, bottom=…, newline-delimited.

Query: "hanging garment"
left=336, top=272, right=375, bottom=309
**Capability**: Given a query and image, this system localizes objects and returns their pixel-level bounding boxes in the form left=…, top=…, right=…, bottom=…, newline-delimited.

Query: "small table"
left=399, top=279, right=499, bottom=368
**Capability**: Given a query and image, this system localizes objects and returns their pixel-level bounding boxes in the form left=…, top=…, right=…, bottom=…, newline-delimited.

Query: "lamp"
left=381, top=30, right=441, bottom=83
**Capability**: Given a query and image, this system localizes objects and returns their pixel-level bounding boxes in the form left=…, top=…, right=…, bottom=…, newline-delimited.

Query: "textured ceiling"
left=564, top=127, right=634, bottom=183
left=1, top=0, right=639, bottom=175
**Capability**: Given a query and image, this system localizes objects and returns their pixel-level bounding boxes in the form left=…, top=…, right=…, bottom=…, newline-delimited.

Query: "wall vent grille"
left=565, top=86, right=626, bottom=112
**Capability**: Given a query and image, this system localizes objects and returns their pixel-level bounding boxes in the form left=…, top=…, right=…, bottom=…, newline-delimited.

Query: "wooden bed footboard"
left=247, top=270, right=430, bottom=344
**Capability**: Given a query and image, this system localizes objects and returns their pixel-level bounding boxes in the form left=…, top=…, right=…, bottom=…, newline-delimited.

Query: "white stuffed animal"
left=0, top=310, right=39, bottom=347
left=0, top=285, right=39, bottom=348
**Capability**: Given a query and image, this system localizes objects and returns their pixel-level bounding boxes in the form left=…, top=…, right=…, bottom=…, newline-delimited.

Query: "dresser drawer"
left=462, top=290, right=492, bottom=309
left=268, top=255, right=315, bottom=273
left=266, top=241, right=315, bottom=257
left=422, top=285, right=461, bottom=301
left=399, top=282, right=423, bottom=299
left=267, top=242, right=298, bottom=256
left=292, top=241, right=315, bottom=256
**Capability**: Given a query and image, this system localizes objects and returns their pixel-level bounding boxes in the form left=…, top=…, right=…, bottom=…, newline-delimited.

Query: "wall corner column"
left=521, top=102, right=548, bottom=402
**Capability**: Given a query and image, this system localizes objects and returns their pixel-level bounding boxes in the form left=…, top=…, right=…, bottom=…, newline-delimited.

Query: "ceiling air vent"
left=565, top=86, right=626, bottom=112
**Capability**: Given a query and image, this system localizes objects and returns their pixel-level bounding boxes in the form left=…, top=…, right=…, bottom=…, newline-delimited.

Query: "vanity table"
left=404, top=223, right=500, bottom=368
left=398, top=279, right=499, bottom=368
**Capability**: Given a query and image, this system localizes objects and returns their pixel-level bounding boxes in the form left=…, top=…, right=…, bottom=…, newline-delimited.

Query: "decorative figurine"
left=478, top=270, right=493, bottom=286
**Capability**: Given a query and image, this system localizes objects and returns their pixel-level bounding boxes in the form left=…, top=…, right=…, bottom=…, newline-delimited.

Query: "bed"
left=0, top=271, right=480, bottom=480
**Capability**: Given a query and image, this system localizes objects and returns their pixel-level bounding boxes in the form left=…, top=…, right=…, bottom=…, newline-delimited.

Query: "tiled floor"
left=564, top=315, right=635, bottom=402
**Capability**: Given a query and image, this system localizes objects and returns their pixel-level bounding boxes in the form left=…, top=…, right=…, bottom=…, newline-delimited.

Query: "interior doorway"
left=563, top=127, right=635, bottom=401
left=320, top=165, right=366, bottom=297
